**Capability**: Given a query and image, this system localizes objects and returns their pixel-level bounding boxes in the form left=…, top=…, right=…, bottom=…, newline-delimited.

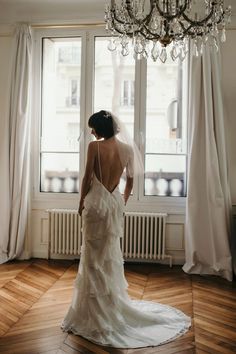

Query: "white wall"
left=0, top=0, right=104, bottom=24
left=222, top=29, right=236, bottom=204
left=0, top=28, right=12, bottom=251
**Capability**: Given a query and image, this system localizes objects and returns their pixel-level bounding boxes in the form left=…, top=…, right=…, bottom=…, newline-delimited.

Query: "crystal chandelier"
left=104, top=0, right=231, bottom=62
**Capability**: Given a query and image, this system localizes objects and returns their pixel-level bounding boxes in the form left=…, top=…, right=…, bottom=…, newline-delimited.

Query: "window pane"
left=145, top=52, right=187, bottom=196
left=145, top=154, right=186, bottom=197
left=41, top=153, right=79, bottom=193
left=94, top=37, right=135, bottom=139
left=41, top=38, right=81, bottom=192
left=94, top=37, right=136, bottom=193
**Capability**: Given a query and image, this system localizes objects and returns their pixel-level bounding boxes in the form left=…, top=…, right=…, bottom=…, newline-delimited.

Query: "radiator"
left=48, top=209, right=82, bottom=259
left=122, top=212, right=171, bottom=265
left=48, top=209, right=172, bottom=266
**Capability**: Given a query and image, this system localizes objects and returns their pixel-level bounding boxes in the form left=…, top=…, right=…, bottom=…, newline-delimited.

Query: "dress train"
left=61, top=175, right=191, bottom=348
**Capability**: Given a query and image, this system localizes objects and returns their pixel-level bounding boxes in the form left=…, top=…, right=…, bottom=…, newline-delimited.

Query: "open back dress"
left=61, top=140, right=191, bottom=348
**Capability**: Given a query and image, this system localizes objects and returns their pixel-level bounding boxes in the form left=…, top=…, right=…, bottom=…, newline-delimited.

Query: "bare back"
left=94, top=138, right=132, bottom=193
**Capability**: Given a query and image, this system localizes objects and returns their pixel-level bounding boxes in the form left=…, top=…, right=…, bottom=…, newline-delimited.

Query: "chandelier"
left=104, top=0, right=231, bottom=62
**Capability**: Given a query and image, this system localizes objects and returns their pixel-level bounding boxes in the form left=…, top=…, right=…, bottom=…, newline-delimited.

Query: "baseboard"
left=17, top=250, right=31, bottom=260
left=31, top=250, right=185, bottom=266
left=31, top=250, right=49, bottom=259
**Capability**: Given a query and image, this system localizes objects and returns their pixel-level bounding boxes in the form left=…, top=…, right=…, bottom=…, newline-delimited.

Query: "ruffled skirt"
left=61, top=176, right=191, bottom=348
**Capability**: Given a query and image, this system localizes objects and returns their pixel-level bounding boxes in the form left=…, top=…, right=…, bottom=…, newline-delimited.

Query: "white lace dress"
left=61, top=173, right=191, bottom=348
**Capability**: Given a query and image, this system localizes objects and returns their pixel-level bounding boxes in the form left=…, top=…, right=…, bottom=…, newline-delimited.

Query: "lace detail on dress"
left=61, top=173, right=191, bottom=348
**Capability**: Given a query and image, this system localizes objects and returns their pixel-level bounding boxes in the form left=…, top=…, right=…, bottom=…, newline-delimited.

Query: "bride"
left=61, top=110, right=191, bottom=348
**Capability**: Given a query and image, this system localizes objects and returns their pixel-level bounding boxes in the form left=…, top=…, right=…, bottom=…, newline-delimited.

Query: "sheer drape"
left=183, top=41, right=233, bottom=281
left=0, top=24, right=32, bottom=263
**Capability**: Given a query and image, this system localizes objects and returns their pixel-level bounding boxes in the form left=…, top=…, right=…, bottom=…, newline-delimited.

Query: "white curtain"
left=0, top=24, right=32, bottom=263
left=183, top=41, right=233, bottom=281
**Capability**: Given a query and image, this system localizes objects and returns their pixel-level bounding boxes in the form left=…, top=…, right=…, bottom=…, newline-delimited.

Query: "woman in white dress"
left=61, top=110, right=191, bottom=348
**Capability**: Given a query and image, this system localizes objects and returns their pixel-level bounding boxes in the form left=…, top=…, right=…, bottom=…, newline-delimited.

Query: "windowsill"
left=31, top=190, right=186, bottom=215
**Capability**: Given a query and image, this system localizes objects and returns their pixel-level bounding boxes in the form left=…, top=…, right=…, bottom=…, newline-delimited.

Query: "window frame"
left=32, top=27, right=88, bottom=205
left=31, top=26, right=187, bottom=213
left=139, top=56, right=188, bottom=209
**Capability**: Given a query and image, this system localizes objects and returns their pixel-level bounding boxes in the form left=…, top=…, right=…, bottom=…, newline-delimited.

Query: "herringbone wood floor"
left=0, top=259, right=235, bottom=354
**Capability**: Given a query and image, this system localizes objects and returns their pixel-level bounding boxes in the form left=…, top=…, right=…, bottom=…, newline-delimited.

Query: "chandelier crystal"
left=104, top=0, right=231, bottom=62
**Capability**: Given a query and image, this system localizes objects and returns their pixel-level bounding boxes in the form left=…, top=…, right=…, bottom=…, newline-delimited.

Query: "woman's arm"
left=124, top=176, right=133, bottom=205
left=78, top=142, right=96, bottom=215
left=124, top=146, right=134, bottom=205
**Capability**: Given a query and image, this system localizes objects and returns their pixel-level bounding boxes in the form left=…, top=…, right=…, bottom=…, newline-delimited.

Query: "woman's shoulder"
left=88, top=140, right=98, bottom=148
left=87, top=141, right=98, bottom=155
left=116, top=139, right=133, bottom=154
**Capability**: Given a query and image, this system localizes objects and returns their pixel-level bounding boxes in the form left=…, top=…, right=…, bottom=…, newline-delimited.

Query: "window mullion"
left=79, top=31, right=90, bottom=184
left=134, top=58, right=147, bottom=201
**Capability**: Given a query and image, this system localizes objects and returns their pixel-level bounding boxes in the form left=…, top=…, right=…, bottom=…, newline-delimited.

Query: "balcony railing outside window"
left=42, top=170, right=184, bottom=196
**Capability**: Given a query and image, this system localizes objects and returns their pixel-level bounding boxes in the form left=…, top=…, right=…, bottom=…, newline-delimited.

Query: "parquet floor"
left=0, top=259, right=235, bottom=354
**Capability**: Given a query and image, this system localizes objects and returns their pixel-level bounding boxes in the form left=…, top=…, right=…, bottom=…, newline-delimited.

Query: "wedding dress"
left=61, top=140, right=191, bottom=348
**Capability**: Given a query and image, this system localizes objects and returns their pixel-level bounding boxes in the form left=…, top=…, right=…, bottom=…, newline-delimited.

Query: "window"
left=35, top=29, right=188, bottom=206
left=40, top=37, right=81, bottom=193
left=145, top=54, right=187, bottom=197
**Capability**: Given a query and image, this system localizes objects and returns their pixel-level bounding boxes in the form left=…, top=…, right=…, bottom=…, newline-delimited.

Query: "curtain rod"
left=31, top=22, right=104, bottom=29
left=0, top=22, right=105, bottom=37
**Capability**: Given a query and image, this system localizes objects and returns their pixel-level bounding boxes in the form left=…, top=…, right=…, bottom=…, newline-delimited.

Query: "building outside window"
left=65, top=78, right=79, bottom=107
left=121, top=80, right=134, bottom=107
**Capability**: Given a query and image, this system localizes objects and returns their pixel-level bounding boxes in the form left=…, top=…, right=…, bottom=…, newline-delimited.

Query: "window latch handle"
left=77, top=131, right=83, bottom=142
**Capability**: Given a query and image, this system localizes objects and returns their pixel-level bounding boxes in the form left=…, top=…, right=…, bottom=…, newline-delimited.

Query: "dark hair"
left=88, top=110, right=119, bottom=139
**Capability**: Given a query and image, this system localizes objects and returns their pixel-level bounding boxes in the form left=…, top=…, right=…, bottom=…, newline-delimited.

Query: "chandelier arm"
left=110, top=17, right=135, bottom=37
left=144, top=1, right=158, bottom=28
left=140, top=25, right=161, bottom=40
left=181, top=5, right=215, bottom=27
left=140, top=25, right=175, bottom=46
left=154, top=0, right=188, bottom=21
left=177, top=20, right=196, bottom=36
left=179, top=22, right=207, bottom=38
left=134, top=16, right=161, bottom=39
left=182, top=26, right=197, bottom=37
left=125, top=0, right=155, bottom=27
left=140, top=32, right=160, bottom=41
left=131, top=2, right=157, bottom=36
left=110, top=6, right=131, bottom=25
left=111, top=26, right=134, bottom=37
